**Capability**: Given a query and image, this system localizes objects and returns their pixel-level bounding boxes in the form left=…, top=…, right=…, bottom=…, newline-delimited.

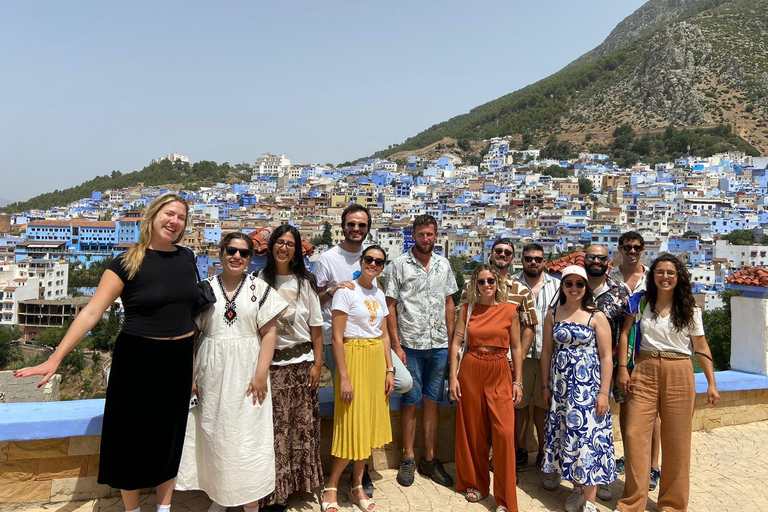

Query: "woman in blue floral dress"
left=540, top=266, right=616, bottom=512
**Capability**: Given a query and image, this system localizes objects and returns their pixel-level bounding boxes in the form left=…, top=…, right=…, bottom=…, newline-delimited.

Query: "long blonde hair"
left=463, top=264, right=507, bottom=307
left=121, top=193, right=189, bottom=280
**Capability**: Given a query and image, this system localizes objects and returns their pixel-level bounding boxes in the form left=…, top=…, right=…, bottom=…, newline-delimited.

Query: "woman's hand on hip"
left=448, top=377, right=461, bottom=402
left=385, top=372, right=395, bottom=397
left=707, top=384, right=720, bottom=408
left=247, top=373, right=268, bottom=405
left=309, top=363, right=321, bottom=391
left=595, top=392, right=610, bottom=417
left=339, top=378, right=354, bottom=403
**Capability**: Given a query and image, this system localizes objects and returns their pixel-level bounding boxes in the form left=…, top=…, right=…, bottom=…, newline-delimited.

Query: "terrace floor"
left=3, top=420, right=766, bottom=512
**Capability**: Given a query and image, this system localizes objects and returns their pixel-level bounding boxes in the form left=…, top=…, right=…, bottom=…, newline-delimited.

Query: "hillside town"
left=2, top=142, right=768, bottom=340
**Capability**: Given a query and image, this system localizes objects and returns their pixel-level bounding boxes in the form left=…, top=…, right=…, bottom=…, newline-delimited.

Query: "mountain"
left=0, top=197, right=12, bottom=207
left=371, top=0, right=767, bottom=159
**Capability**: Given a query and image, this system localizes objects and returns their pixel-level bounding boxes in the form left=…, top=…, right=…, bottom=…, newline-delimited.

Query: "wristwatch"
left=326, top=287, right=335, bottom=298
left=386, top=367, right=396, bottom=375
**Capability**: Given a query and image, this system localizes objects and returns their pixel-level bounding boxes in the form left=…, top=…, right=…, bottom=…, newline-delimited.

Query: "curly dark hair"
left=646, top=253, right=695, bottom=331
left=261, top=224, right=317, bottom=293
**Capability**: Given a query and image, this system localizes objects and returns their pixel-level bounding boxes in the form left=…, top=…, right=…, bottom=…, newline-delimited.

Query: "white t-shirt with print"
left=332, top=283, right=388, bottom=340
left=639, top=306, right=705, bottom=356
left=268, top=274, right=323, bottom=366
left=313, top=245, right=365, bottom=345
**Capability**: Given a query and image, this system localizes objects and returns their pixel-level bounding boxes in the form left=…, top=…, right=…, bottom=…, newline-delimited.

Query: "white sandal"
left=349, top=484, right=376, bottom=512
left=496, top=506, right=509, bottom=512
left=320, top=488, right=339, bottom=512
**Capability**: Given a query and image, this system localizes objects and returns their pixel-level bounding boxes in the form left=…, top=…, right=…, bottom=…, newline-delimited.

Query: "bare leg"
left=155, top=478, right=176, bottom=506
left=401, top=403, right=418, bottom=458
left=582, top=485, right=597, bottom=504
left=422, top=399, right=439, bottom=461
left=121, top=490, right=141, bottom=511
left=651, top=415, right=661, bottom=467
left=533, top=405, right=547, bottom=453
left=324, top=456, right=350, bottom=505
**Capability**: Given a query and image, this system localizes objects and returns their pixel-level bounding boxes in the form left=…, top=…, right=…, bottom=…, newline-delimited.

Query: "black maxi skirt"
left=97, top=331, right=194, bottom=490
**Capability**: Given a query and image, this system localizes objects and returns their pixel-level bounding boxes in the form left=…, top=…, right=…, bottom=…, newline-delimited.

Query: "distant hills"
left=370, top=0, right=767, bottom=159
left=0, top=197, right=12, bottom=208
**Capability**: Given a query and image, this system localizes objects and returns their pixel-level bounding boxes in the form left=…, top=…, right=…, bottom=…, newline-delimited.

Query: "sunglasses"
left=346, top=222, right=368, bottom=229
left=494, top=248, right=513, bottom=257
left=477, top=278, right=496, bottom=286
left=362, top=255, right=385, bottom=267
left=621, top=244, right=643, bottom=253
left=274, top=239, right=296, bottom=249
left=585, top=254, right=609, bottom=263
left=523, top=256, right=544, bottom=264
left=654, top=270, right=678, bottom=278
left=563, top=280, right=586, bottom=289
left=225, top=247, right=251, bottom=258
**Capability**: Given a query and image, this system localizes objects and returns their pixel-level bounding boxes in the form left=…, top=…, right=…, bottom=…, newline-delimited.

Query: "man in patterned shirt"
left=583, top=244, right=629, bottom=501
left=386, top=214, right=458, bottom=488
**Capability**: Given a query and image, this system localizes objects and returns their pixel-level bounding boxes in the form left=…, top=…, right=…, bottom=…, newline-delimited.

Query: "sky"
left=0, top=0, right=648, bottom=203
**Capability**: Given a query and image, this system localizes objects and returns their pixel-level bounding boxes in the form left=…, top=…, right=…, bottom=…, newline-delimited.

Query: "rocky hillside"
left=372, top=0, right=767, bottom=158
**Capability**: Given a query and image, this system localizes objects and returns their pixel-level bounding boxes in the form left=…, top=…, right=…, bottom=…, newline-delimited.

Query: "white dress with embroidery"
left=177, top=273, right=287, bottom=506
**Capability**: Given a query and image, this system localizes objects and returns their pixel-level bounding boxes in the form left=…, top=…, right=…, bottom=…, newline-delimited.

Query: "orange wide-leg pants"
left=455, top=348, right=518, bottom=512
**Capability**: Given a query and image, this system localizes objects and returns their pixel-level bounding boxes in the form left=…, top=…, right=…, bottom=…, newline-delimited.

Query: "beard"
left=414, top=241, right=435, bottom=255
left=523, top=266, right=543, bottom=278
left=586, top=265, right=608, bottom=277
left=491, top=258, right=510, bottom=272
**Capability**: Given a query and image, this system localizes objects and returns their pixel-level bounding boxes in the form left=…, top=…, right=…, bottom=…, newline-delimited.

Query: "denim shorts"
left=401, top=346, right=448, bottom=406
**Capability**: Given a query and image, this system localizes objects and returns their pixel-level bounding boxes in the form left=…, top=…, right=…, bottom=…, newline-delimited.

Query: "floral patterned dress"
left=542, top=312, right=616, bottom=486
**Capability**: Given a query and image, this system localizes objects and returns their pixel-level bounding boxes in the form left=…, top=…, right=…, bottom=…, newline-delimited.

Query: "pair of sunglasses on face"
left=362, top=255, right=385, bottom=267
left=477, top=278, right=496, bottom=286
left=523, top=256, right=544, bottom=264
left=225, top=247, right=251, bottom=258
left=585, top=254, right=609, bottom=263
left=621, top=244, right=643, bottom=253
left=563, top=280, right=586, bottom=289
left=494, top=247, right=513, bottom=257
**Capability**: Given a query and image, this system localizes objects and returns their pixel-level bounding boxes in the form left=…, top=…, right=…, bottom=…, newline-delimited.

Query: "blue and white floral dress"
left=542, top=310, right=616, bottom=486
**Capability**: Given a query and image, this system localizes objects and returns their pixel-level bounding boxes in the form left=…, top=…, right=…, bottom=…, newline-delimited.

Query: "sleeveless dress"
left=542, top=311, right=616, bottom=486
left=176, top=273, right=287, bottom=506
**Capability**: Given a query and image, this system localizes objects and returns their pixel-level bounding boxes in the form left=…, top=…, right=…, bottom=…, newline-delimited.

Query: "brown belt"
left=638, top=349, right=690, bottom=360
left=272, top=342, right=312, bottom=362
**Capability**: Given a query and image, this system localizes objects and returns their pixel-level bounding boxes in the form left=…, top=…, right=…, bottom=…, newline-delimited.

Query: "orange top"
left=464, top=302, right=518, bottom=349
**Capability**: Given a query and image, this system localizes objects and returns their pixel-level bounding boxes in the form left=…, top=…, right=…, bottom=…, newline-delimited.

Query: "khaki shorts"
left=515, top=358, right=546, bottom=409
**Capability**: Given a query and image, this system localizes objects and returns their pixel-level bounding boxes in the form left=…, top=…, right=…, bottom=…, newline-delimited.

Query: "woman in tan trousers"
left=616, top=254, right=720, bottom=512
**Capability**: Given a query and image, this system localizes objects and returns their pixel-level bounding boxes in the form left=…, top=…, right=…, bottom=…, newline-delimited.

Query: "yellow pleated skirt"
left=331, top=337, right=392, bottom=461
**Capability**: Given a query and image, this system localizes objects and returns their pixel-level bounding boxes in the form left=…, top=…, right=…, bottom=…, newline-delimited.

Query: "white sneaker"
left=583, top=502, right=597, bottom=512
left=564, top=487, right=585, bottom=512
left=597, top=484, right=612, bottom=500
left=542, top=472, right=561, bottom=490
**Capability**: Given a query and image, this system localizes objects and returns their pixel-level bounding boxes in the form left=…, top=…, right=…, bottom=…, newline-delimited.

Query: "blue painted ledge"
left=0, top=370, right=762, bottom=443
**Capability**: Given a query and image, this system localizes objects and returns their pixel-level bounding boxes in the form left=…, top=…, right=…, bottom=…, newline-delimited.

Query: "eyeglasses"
left=225, top=247, right=251, bottom=258
left=494, top=248, right=513, bottom=257
left=621, top=244, right=643, bottom=253
left=523, top=256, right=544, bottom=264
left=563, top=280, right=586, bottom=289
left=585, top=254, right=609, bottom=263
left=654, top=270, right=678, bottom=278
left=346, top=222, right=368, bottom=229
left=274, top=239, right=296, bottom=249
left=362, top=255, right=385, bottom=267
left=477, top=278, right=496, bottom=286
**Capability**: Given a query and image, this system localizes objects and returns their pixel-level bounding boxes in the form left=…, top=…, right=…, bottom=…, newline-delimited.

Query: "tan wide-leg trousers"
left=617, top=354, right=696, bottom=512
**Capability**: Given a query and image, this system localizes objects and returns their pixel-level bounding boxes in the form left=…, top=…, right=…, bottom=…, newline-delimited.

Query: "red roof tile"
left=726, top=266, right=768, bottom=287
left=246, top=226, right=315, bottom=258
left=546, top=252, right=586, bottom=275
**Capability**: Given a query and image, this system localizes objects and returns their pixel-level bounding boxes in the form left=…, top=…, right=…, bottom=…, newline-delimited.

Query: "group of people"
left=13, top=194, right=721, bottom=512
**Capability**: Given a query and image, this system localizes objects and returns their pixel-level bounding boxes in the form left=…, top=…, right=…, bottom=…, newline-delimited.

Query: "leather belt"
left=273, top=342, right=312, bottom=362
left=638, top=349, right=690, bottom=360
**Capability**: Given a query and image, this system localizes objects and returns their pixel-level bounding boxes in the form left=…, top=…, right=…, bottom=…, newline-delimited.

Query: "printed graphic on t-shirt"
left=364, top=299, right=379, bottom=324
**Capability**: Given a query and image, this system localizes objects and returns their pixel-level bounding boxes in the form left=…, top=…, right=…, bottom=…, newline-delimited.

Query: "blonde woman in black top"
left=15, top=193, right=198, bottom=512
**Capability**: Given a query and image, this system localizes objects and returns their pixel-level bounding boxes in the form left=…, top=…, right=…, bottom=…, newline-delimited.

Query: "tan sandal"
left=349, top=484, right=376, bottom=512
left=320, top=488, right=339, bottom=512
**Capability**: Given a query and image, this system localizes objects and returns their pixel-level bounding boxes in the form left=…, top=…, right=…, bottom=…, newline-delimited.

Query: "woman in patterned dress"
left=540, top=265, right=616, bottom=512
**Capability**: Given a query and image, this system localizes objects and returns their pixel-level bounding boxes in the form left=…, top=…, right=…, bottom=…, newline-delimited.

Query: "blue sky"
left=0, top=0, right=647, bottom=202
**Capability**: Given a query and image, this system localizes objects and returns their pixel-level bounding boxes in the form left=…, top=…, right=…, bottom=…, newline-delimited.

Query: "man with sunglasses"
left=583, top=245, right=629, bottom=501
left=385, top=214, right=458, bottom=488
left=313, top=203, right=412, bottom=496
left=513, top=243, right=560, bottom=479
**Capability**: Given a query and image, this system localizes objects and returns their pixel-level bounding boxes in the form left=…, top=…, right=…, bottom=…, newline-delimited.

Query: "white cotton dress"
left=176, top=273, right=287, bottom=506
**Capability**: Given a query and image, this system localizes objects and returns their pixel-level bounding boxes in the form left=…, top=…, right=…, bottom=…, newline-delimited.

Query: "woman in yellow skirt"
left=321, top=245, right=395, bottom=512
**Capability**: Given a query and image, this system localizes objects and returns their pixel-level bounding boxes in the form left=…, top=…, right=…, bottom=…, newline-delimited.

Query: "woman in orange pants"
left=449, top=265, right=523, bottom=512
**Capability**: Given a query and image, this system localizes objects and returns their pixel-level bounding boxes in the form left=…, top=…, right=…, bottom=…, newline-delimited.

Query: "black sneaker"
left=516, top=448, right=528, bottom=470
left=535, top=451, right=545, bottom=467
left=418, top=457, right=454, bottom=487
left=362, top=464, right=374, bottom=497
left=397, top=457, right=416, bottom=487
left=267, top=504, right=287, bottom=512
left=616, top=456, right=625, bottom=473
left=649, top=466, right=661, bottom=491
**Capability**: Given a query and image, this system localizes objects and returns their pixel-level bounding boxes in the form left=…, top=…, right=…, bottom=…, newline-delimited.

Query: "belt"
left=638, top=349, right=690, bottom=360
left=273, top=342, right=312, bottom=362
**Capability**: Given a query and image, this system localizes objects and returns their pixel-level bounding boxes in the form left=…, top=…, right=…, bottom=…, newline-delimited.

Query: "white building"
left=1, top=277, right=40, bottom=326
left=151, top=153, right=190, bottom=165
left=252, top=153, right=291, bottom=179
left=16, top=258, right=68, bottom=300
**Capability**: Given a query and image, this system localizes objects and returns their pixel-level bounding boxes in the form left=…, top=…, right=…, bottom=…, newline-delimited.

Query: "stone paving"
left=3, top=420, right=768, bottom=512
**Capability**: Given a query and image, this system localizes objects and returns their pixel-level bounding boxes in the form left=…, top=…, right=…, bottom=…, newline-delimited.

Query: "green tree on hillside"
left=578, top=178, right=594, bottom=195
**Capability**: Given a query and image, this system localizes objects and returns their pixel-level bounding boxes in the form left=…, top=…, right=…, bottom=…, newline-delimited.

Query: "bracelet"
left=512, top=381, right=523, bottom=389
left=326, top=287, right=334, bottom=298
left=541, top=385, right=550, bottom=390
left=617, top=364, right=627, bottom=368
left=598, top=392, right=610, bottom=397
left=695, top=351, right=713, bottom=363
left=386, top=367, right=395, bottom=374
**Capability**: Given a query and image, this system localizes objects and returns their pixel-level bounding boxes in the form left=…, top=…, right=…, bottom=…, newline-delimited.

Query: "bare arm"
left=520, top=324, right=535, bottom=356
left=247, top=317, right=278, bottom=405
left=14, top=269, right=124, bottom=387
left=309, top=325, right=323, bottom=389
left=593, top=312, right=612, bottom=417
left=448, top=305, right=466, bottom=401
left=692, top=334, right=720, bottom=408
left=386, top=296, right=405, bottom=363
left=381, top=316, right=395, bottom=396
left=510, top=314, right=523, bottom=404
left=331, top=309, right=353, bottom=402
left=539, top=311, right=555, bottom=407
left=616, top=314, right=633, bottom=394
left=445, top=294, right=456, bottom=343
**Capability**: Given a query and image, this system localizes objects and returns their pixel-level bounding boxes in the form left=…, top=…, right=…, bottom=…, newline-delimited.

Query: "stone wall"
left=0, top=436, right=113, bottom=504
left=0, top=371, right=60, bottom=403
